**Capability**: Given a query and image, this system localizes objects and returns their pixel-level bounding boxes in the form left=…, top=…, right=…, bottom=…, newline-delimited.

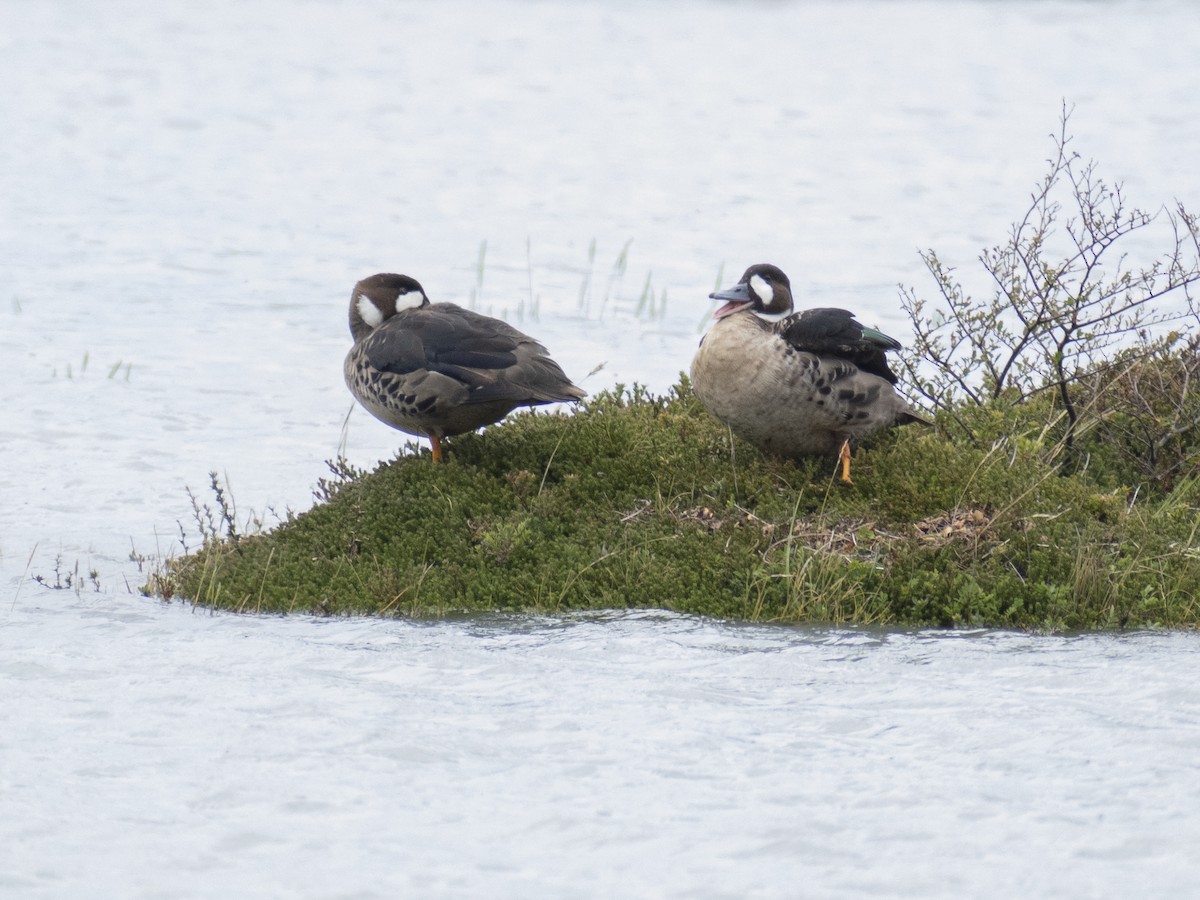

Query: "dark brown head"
left=709, top=263, right=794, bottom=318
left=349, top=273, right=430, bottom=341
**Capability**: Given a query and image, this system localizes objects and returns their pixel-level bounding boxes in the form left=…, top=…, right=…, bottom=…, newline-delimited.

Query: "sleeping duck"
left=690, top=263, right=925, bottom=482
left=345, top=273, right=586, bottom=462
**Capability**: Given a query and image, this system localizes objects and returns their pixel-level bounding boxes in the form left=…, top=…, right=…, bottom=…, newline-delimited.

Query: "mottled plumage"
left=690, top=263, right=925, bottom=481
left=344, top=273, right=585, bottom=461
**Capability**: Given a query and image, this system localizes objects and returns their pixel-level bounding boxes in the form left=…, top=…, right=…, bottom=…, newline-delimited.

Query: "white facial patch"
left=395, top=290, right=427, bottom=312
left=356, top=293, right=384, bottom=329
left=749, top=274, right=774, bottom=305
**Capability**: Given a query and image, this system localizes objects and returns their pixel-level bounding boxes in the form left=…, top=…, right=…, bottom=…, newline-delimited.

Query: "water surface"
left=6, top=601, right=1200, bottom=897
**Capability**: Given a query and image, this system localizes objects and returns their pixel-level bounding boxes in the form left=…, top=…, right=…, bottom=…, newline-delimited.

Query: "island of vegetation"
left=151, top=113, right=1200, bottom=630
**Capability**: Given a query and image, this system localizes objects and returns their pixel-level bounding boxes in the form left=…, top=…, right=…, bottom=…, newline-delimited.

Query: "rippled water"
left=7, top=601, right=1200, bottom=898
left=4, top=0, right=1200, bottom=895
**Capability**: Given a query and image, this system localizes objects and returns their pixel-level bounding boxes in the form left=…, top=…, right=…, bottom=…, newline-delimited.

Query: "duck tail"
left=861, top=325, right=903, bottom=352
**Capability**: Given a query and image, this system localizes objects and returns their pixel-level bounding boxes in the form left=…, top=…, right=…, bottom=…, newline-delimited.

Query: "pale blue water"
left=6, top=602, right=1200, bottom=898
left=3, top=1, right=1200, bottom=896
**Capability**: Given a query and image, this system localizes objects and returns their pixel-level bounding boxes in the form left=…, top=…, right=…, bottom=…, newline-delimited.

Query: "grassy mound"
left=152, top=378, right=1200, bottom=630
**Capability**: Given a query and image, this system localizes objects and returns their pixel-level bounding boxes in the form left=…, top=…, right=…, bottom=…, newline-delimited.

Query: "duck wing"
left=363, top=304, right=582, bottom=405
left=778, top=307, right=902, bottom=384
left=790, top=356, right=891, bottom=426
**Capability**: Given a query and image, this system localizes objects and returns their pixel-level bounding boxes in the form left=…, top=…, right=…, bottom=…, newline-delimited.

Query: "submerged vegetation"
left=150, top=113, right=1200, bottom=630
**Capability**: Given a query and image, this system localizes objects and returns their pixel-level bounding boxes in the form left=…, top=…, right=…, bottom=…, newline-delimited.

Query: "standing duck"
left=690, top=263, right=924, bottom=482
left=345, top=273, right=586, bottom=462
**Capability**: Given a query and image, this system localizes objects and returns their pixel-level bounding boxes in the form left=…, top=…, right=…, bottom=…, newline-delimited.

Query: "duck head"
left=349, top=273, right=430, bottom=340
left=709, top=263, right=793, bottom=319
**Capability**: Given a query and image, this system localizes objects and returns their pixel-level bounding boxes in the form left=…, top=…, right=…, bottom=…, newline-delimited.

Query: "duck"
left=344, top=273, right=586, bottom=462
left=690, top=263, right=925, bottom=482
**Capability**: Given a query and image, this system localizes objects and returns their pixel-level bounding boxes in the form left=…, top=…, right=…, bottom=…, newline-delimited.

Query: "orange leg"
left=429, top=433, right=444, bottom=463
left=838, top=439, right=853, bottom=484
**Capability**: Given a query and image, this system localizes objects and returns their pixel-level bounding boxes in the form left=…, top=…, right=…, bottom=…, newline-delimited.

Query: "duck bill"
left=709, top=283, right=754, bottom=318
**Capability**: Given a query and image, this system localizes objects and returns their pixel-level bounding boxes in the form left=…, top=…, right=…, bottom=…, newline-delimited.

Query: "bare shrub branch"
left=899, top=103, right=1200, bottom=462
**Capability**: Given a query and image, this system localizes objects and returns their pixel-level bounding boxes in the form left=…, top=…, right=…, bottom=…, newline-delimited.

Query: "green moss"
left=152, top=378, right=1200, bottom=630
